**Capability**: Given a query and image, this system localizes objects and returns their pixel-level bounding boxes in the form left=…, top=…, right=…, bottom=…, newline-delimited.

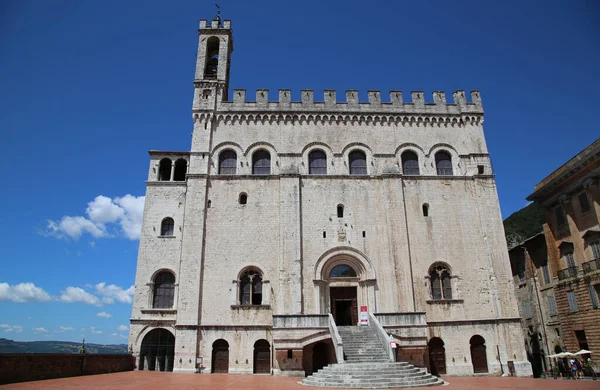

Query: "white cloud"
left=118, top=325, right=129, bottom=332
left=60, top=287, right=101, bottom=306
left=90, top=327, right=102, bottom=334
left=0, top=282, right=52, bottom=303
left=95, top=283, right=134, bottom=304
left=33, top=327, right=48, bottom=334
left=110, top=333, right=127, bottom=339
left=1, top=324, right=23, bottom=333
left=45, top=195, right=145, bottom=241
left=97, top=311, right=112, bottom=318
left=59, top=326, right=74, bottom=332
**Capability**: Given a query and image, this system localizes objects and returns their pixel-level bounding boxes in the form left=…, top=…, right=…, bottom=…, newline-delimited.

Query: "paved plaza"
left=1, top=372, right=599, bottom=389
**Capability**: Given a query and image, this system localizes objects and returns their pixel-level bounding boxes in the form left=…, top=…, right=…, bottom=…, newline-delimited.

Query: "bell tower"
left=193, top=18, right=233, bottom=109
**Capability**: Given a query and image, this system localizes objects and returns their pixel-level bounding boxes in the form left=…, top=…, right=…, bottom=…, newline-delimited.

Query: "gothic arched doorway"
left=140, top=328, right=175, bottom=372
left=428, top=337, right=446, bottom=376
left=212, top=339, right=229, bottom=373
left=253, top=339, right=271, bottom=374
left=470, top=335, right=488, bottom=373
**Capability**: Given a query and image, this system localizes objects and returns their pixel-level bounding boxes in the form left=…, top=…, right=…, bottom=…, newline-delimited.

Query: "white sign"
left=390, top=342, right=398, bottom=349
left=360, top=306, right=368, bottom=325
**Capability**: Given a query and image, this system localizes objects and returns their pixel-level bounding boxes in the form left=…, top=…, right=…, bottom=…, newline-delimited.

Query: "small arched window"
left=329, top=265, right=357, bottom=278
left=239, top=269, right=263, bottom=305
left=161, top=217, right=174, bottom=236
left=309, top=150, right=327, bottom=175
left=401, top=151, right=420, bottom=176
left=435, top=151, right=453, bottom=176
left=430, top=265, right=452, bottom=300
left=219, top=150, right=237, bottom=175
left=337, top=204, right=344, bottom=218
left=349, top=150, right=367, bottom=175
left=158, top=158, right=172, bottom=181
left=204, top=37, right=220, bottom=78
left=173, top=159, right=187, bottom=181
left=423, top=203, right=429, bottom=217
left=239, top=193, right=247, bottom=205
left=153, top=271, right=175, bottom=308
left=252, top=150, right=271, bottom=175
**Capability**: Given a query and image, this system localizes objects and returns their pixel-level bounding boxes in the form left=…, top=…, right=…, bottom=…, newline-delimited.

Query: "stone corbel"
left=583, top=178, right=595, bottom=189
left=558, top=194, right=571, bottom=204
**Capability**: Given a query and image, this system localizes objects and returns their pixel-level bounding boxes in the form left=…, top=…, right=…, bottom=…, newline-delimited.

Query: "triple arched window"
left=435, top=151, right=453, bottom=176
left=401, top=151, right=420, bottom=176
left=349, top=150, right=367, bottom=175
left=430, top=265, right=452, bottom=300
left=309, top=150, right=327, bottom=174
left=239, top=269, right=263, bottom=305
left=153, top=271, right=175, bottom=308
left=252, top=150, right=271, bottom=175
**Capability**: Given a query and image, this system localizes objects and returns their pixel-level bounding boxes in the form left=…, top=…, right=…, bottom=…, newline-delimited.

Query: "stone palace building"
left=128, top=17, right=532, bottom=378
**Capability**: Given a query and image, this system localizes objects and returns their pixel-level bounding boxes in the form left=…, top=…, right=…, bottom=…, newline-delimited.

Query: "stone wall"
left=0, top=354, right=134, bottom=385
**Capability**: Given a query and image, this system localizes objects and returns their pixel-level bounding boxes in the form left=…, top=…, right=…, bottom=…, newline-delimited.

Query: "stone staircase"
left=302, top=326, right=443, bottom=388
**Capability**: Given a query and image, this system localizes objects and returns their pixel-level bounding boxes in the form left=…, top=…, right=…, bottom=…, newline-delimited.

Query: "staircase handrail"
left=368, top=312, right=395, bottom=362
left=328, top=313, right=345, bottom=364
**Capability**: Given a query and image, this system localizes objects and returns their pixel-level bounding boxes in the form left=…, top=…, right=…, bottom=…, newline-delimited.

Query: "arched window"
left=329, top=264, right=357, bottom=278
left=435, top=151, right=453, bottom=176
left=204, top=37, right=219, bottom=79
left=337, top=204, right=344, bottom=218
left=401, top=151, right=420, bottom=175
left=153, top=271, right=175, bottom=308
left=252, top=150, right=271, bottom=175
left=309, top=150, right=327, bottom=174
left=423, top=203, right=429, bottom=217
left=430, top=264, right=452, bottom=300
left=160, top=218, right=174, bottom=236
left=348, top=150, right=367, bottom=175
left=239, top=193, right=247, bottom=205
left=158, top=158, right=172, bottom=181
left=219, top=150, right=237, bottom=175
left=239, top=269, right=263, bottom=305
left=173, top=159, right=187, bottom=181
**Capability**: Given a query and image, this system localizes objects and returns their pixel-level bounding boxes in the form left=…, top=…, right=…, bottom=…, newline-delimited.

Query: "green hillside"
left=0, top=338, right=127, bottom=354
left=503, top=202, right=544, bottom=248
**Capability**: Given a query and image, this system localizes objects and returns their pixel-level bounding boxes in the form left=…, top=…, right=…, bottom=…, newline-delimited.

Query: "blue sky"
left=1, top=1, right=598, bottom=345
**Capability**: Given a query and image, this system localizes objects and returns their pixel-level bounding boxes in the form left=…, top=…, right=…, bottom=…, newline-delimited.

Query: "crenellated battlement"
left=199, top=19, right=232, bottom=29
left=195, top=89, right=483, bottom=115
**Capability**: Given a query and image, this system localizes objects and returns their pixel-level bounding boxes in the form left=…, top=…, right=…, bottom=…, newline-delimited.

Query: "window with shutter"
left=590, top=285, right=599, bottom=309
left=542, top=265, right=551, bottom=285
left=523, top=300, right=532, bottom=318
left=548, top=295, right=557, bottom=315
left=565, top=251, right=576, bottom=269
left=592, top=241, right=600, bottom=260
left=567, top=291, right=578, bottom=312
left=578, top=193, right=591, bottom=214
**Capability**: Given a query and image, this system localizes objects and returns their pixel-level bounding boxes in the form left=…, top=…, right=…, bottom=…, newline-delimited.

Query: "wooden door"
left=330, top=287, right=358, bottom=325
left=350, top=295, right=358, bottom=325
left=254, top=340, right=270, bottom=374
left=428, top=338, right=446, bottom=376
left=212, top=340, right=229, bottom=373
left=470, top=336, right=488, bottom=374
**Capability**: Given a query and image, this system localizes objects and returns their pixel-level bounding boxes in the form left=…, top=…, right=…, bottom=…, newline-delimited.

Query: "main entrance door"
left=330, top=287, right=358, bottom=326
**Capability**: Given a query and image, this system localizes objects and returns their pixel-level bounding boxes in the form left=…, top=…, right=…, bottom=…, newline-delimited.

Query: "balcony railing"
left=582, top=258, right=600, bottom=274
left=557, top=267, right=579, bottom=281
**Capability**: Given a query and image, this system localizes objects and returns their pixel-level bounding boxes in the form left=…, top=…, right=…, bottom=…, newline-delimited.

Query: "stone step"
left=320, top=366, right=421, bottom=374
left=325, top=362, right=412, bottom=369
left=302, top=377, right=443, bottom=389
left=313, top=371, right=427, bottom=380
left=306, top=376, right=437, bottom=384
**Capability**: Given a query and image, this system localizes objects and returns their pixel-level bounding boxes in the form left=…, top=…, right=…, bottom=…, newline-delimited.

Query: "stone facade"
left=526, top=138, right=600, bottom=363
left=128, top=18, right=532, bottom=377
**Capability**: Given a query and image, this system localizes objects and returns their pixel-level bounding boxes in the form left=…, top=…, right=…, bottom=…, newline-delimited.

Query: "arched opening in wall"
left=239, top=268, right=263, bottom=305
left=428, top=337, right=446, bottom=376
left=211, top=339, right=229, bottom=373
left=252, top=150, right=271, bottom=175
left=309, top=150, right=327, bottom=174
left=153, top=271, right=175, bottom=308
left=160, top=217, right=174, bottom=236
left=219, top=150, right=237, bottom=174
left=253, top=339, right=271, bottom=374
left=429, top=263, right=452, bottom=300
left=239, top=193, right=247, bottom=205
left=204, top=37, right=220, bottom=78
left=312, top=342, right=331, bottom=374
left=529, top=331, right=543, bottom=378
left=469, top=335, right=488, bottom=373
left=173, top=159, right=187, bottom=181
left=401, top=150, right=420, bottom=175
left=435, top=151, right=453, bottom=176
left=337, top=204, right=344, bottom=218
left=139, top=328, right=175, bottom=372
left=348, top=150, right=367, bottom=175
left=554, top=345, right=562, bottom=354
left=158, top=158, right=172, bottom=181
left=422, top=203, right=429, bottom=217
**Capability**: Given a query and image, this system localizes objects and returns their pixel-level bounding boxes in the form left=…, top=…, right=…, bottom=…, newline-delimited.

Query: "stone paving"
left=2, top=372, right=599, bottom=389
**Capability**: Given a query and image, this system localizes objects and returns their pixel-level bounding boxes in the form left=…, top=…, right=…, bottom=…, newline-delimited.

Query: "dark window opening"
left=477, top=165, right=484, bottom=175
left=423, top=203, right=429, bottom=217
left=362, top=231, right=366, bottom=238
left=204, top=37, right=220, bottom=79
left=239, top=269, right=263, bottom=305
left=158, top=158, right=172, bottom=181
left=239, top=193, right=247, bottom=205
left=252, top=150, right=271, bottom=175
left=401, top=151, right=420, bottom=175
left=219, top=150, right=237, bottom=175
left=323, top=231, right=326, bottom=238
left=337, top=205, right=344, bottom=218
left=329, top=265, right=357, bottom=278
left=349, top=150, right=367, bottom=175
left=435, top=151, right=453, bottom=176
left=173, top=159, right=187, bottom=181
left=578, top=193, right=590, bottom=214
left=287, top=350, right=293, bottom=359
left=309, top=150, right=327, bottom=174
left=207, top=200, right=212, bottom=208
left=153, top=271, right=175, bottom=308
left=430, top=265, right=452, bottom=300
left=555, top=206, right=566, bottom=227
left=160, top=218, right=174, bottom=236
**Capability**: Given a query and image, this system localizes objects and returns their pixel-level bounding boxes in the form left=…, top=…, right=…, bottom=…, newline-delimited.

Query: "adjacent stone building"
left=526, top=138, right=600, bottom=359
left=128, top=17, right=532, bottom=377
